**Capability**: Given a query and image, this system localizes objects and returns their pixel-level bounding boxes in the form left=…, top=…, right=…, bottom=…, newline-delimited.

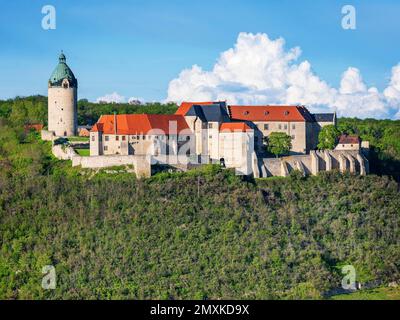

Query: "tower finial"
left=59, top=51, right=66, bottom=63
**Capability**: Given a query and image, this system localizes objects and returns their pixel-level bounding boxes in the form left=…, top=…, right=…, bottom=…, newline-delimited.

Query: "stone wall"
left=255, top=150, right=368, bottom=178
left=52, top=144, right=77, bottom=160
left=72, top=155, right=151, bottom=178
left=41, top=130, right=56, bottom=142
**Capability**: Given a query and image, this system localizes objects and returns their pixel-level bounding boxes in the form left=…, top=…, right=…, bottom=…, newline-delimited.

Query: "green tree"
left=317, top=125, right=340, bottom=150
left=266, top=132, right=292, bottom=157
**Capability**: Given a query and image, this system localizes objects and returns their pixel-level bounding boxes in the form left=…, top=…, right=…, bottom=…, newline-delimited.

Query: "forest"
left=0, top=96, right=399, bottom=299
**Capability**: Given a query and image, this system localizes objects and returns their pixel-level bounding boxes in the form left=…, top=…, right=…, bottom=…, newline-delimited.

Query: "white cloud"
left=167, top=32, right=400, bottom=119
left=96, top=92, right=125, bottom=103
left=339, top=67, right=367, bottom=94
left=384, top=64, right=400, bottom=105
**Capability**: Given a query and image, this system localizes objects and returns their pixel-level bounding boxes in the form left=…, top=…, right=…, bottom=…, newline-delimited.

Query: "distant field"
left=75, top=148, right=90, bottom=156
left=331, top=287, right=400, bottom=300
left=67, top=136, right=90, bottom=142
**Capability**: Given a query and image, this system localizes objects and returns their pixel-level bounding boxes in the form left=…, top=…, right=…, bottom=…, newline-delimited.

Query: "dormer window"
left=284, top=111, right=290, bottom=116
left=62, top=79, right=70, bottom=88
left=264, top=111, right=269, bottom=115
left=243, top=111, right=249, bottom=115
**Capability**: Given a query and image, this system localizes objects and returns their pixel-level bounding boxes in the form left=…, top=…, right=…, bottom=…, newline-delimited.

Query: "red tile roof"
left=338, top=134, right=360, bottom=144
left=91, top=114, right=190, bottom=135
left=24, top=124, right=44, bottom=132
left=219, top=122, right=252, bottom=132
left=175, top=101, right=218, bottom=116
left=229, top=105, right=314, bottom=122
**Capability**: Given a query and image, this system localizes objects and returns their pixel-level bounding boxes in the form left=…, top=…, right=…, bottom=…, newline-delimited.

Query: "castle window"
left=105, top=136, right=109, bottom=141
left=208, top=123, right=213, bottom=129
left=122, top=136, right=126, bottom=141
left=291, top=135, right=295, bottom=140
left=91, top=136, right=95, bottom=141
left=278, top=124, right=282, bottom=130
left=104, top=146, right=108, bottom=151
left=264, top=124, right=269, bottom=130
left=116, top=136, right=119, bottom=141
left=284, top=124, right=288, bottom=130
left=292, top=124, right=296, bottom=130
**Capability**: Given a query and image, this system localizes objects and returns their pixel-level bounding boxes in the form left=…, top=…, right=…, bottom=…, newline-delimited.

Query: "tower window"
left=91, top=136, right=95, bottom=141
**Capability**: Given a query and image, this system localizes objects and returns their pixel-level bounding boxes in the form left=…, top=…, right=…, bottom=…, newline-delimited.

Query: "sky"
left=0, top=0, right=400, bottom=118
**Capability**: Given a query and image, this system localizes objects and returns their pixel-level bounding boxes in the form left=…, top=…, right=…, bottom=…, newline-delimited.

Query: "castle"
left=44, top=53, right=369, bottom=178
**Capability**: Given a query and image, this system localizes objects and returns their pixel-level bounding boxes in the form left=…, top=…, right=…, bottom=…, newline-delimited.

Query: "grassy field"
left=74, top=148, right=90, bottom=156
left=331, top=286, right=400, bottom=300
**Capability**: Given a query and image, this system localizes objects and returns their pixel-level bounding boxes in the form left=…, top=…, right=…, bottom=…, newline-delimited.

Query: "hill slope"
left=0, top=164, right=399, bottom=299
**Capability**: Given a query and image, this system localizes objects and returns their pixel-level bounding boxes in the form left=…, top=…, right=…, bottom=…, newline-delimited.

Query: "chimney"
left=114, top=112, right=117, bottom=135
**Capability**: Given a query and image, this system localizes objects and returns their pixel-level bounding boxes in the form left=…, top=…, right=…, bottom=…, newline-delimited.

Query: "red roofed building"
left=227, top=105, right=318, bottom=153
left=24, top=123, right=44, bottom=133
left=335, top=134, right=361, bottom=151
left=174, top=101, right=335, bottom=155
left=89, top=101, right=336, bottom=175
left=90, top=114, right=193, bottom=156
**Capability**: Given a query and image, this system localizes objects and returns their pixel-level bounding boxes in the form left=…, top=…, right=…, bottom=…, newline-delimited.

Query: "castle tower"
left=48, top=52, right=78, bottom=136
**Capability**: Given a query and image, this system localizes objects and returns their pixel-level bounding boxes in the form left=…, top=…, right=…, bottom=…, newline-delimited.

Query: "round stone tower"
left=48, top=52, right=78, bottom=136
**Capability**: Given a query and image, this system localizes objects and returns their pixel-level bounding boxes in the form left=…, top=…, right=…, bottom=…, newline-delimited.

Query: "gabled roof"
left=175, top=101, right=226, bottom=116
left=186, top=103, right=230, bottom=123
left=338, top=134, right=360, bottom=144
left=313, top=113, right=335, bottom=122
left=228, top=105, right=315, bottom=122
left=219, top=122, right=252, bottom=132
left=90, top=114, right=190, bottom=135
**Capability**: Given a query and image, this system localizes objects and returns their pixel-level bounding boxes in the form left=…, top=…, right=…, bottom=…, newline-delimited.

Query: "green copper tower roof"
left=49, top=52, right=77, bottom=87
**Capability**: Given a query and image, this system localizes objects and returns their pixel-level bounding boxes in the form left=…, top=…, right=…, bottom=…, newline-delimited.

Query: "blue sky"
left=1, top=0, right=400, bottom=111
